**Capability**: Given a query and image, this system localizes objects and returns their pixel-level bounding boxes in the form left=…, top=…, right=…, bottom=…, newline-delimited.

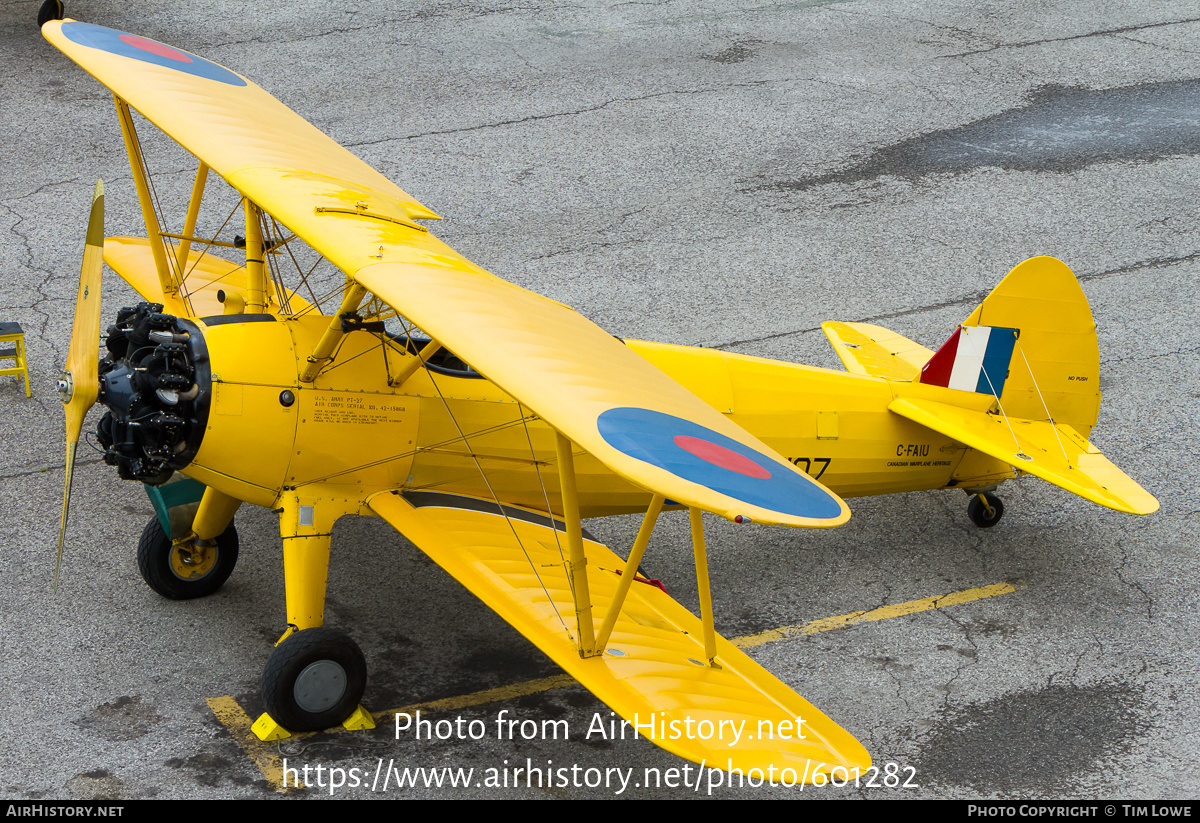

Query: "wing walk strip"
left=209, top=581, right=1021, bottom=792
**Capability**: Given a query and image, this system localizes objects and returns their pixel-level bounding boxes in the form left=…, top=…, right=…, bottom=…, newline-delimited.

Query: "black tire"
left=967, top=493, right=1004, bottom=528
left=37, top=1, right=64, bottom=28
left=136, top=516, right=238, bottom=600
left=261, top=628, right=367, bottom=732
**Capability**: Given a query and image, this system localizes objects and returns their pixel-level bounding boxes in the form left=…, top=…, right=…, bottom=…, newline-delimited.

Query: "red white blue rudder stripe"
left=919, top=325, right=1019, bottom=396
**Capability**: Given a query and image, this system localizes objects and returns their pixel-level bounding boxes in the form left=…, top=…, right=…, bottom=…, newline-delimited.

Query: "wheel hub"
left=169, top=537, right=217, bottom=580
left=293, top=660, right=348, bottom=713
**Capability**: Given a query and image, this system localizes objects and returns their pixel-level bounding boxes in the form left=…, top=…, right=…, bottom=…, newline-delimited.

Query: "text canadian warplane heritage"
left=44, top=15, right=1157, bottom=781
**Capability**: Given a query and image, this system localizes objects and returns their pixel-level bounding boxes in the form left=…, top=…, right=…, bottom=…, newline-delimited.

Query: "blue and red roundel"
left=61, top=23, right=247, bottom=87
left=597, top=407, right=843, bottom=520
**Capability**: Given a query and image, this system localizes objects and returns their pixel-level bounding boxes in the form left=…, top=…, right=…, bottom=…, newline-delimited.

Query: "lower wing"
left=104, top=237, right=313, bottom=318
left=368, top=489, right=871, bottom=778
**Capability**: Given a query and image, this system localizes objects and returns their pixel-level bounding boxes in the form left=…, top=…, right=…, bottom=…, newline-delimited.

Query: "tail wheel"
left=967, top=493, right=1004, bottom=528
left=137, top=517, right=238, bottom=599
left=262, top=628, right=367, bottom=732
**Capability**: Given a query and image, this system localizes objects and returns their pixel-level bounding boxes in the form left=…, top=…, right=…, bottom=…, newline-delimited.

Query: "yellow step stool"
left=0, top=322, right=32, bottom=398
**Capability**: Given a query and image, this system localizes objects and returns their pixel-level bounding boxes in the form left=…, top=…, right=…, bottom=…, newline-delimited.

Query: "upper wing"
left=45, top=20, right=847, bottom=527
left=355, top=261, right=849, bottom=527
left=43, top=20, right=439, bottom=228
left=369, top=489, right=870, bottom=776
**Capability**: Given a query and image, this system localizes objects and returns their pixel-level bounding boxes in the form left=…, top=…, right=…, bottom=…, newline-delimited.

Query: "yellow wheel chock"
left=251, top=704, right=375, bottom=741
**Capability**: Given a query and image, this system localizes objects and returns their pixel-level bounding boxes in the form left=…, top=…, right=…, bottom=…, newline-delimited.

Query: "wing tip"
left=723, top=490, right=851, bottom=529
left=1110, top=490, right=1159, bottom=516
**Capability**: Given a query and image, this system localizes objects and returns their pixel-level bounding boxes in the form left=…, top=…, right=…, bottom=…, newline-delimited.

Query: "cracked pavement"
left=2, top=0, right=1198, bottom=800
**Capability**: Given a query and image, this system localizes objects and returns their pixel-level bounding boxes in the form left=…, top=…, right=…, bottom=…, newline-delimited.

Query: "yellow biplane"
left=44, top=17, right=1157, bottom=782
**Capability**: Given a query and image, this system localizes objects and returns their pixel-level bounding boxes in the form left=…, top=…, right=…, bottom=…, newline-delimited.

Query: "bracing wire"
left=126, top=114, right=197, bottom=318
left=401, top=314, right=573, bottom=641
left=179, top=196, right=242, bottom=284
left=289, top=254, right=326, bottom=310
left=1016, top=339, right=1072, bottom=465
left=516, top=400, right=570, bottom=577
left=259, top=211, right=293, bottom=315
left=978, top=358, right=1029, bottom=469
left=292, top=415, right=540, bottom=487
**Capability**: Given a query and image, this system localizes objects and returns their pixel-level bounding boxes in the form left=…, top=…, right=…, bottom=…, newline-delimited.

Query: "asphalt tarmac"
left=2, top=0, right=1197, bottom=801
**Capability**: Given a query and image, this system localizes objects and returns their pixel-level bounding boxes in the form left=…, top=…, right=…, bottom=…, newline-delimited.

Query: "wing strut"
left=243, top=201, right=269, bottom=314
left=300, top=284, right=367, bottom=382
left=555, top=432, right=595, bottom=656
left=389, top=338, right=442, bottom=387
left=553, top=435, right=720, bottom=664
left=114, top=96, right=176, bottom=300
left=175, top=162, right=208, bottom=285
left=592, top=493, right=665, bottom=654
left=690, top=507, right=718, bottom=665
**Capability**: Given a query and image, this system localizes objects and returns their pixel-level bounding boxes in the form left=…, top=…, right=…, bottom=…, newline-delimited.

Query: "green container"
left=143, top=475, right=206, bottom=538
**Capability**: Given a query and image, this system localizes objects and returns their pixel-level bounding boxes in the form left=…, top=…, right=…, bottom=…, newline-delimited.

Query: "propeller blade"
left=55, top=180, right=104, bottom=590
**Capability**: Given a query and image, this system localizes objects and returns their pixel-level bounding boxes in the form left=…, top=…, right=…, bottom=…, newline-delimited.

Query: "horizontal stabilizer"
left=368, top=490, right=870, bottom=778
left=889, top=397, right=1158, bottom=515
left=822, top=322, right=934, bottom=381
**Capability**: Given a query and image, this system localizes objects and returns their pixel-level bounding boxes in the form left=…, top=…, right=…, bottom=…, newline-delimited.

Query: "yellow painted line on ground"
left=375, top=673, right=575, bottom=721
left=205, top=695, right=297, bottom=793
left=209, top=581, right=1021, bottom=790
left=732, top=581, right=1022, bottom=649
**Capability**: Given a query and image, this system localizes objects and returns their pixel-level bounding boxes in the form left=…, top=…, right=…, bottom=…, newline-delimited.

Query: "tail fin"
left=899, top=257, right=1156, bottom=515
left=918, top=256, right=1101, bottom=438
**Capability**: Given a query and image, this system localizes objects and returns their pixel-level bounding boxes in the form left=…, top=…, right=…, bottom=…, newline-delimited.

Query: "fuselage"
left=152, top=313, right=1010, bottom=519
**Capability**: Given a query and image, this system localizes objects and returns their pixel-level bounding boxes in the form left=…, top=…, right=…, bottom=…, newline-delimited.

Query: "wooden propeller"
left=55, top=180, right=104, bottom=590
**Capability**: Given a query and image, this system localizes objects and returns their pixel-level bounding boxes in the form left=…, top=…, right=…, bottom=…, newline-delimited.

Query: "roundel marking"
left=61, top=23, right=248, bottom=87
left=673, top=435, right=771, bottom=479
left=596, top=407, right=844, bottom=520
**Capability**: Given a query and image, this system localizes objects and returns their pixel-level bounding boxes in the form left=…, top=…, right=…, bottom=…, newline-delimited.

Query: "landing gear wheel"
left=967, top=493, right=1004, bottom=528
left=261, top=628, right=367, bottom=732
left=137, top=516, right=238, bottom=599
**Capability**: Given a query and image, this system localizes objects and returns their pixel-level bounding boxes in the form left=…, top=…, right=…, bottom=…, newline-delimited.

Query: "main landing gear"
left=139, top=487, right=372, bottom=736
left=967, top=492, right=1004, bottom=528
left=249, top=493, right=374, bottom=737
